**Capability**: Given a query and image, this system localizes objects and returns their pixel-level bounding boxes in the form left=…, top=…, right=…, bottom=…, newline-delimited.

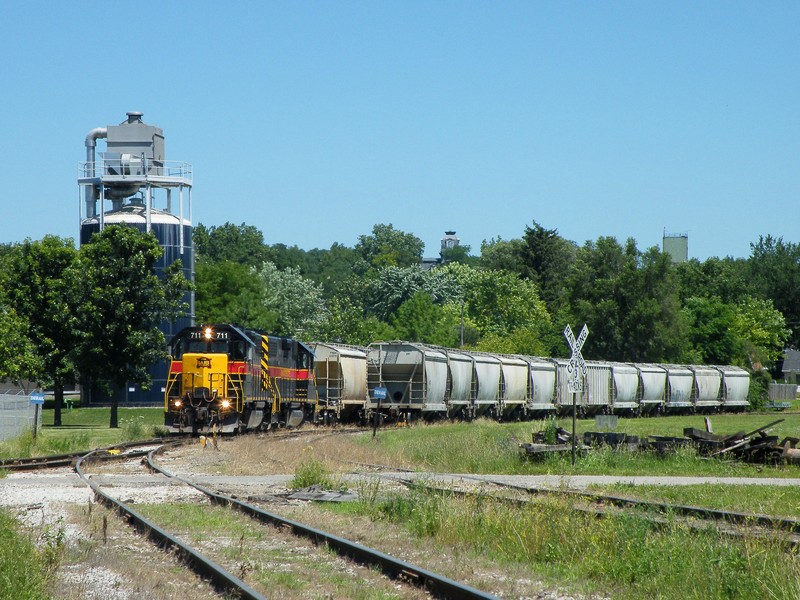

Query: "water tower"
left=77, top=112, right=195, bottom=404
left=662, top=230, right=689, bottom=264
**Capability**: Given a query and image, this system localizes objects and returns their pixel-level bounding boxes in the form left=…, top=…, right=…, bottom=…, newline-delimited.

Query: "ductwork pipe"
left=84, top=127, right=107, bottom=218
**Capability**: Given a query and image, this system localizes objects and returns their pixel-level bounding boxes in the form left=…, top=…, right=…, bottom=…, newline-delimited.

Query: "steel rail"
left=391, top=475, right=800, bottom=549
left=0, top=438, right=174, bottom=472
left=75, top=446, right=266, bottom=600
left=474, top=477, right=800, bottom=534
left=147, top=448, right=498, bottom=600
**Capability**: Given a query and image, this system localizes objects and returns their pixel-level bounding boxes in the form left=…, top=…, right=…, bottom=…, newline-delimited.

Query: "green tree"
left=365, top=265, right=462, bottom=322
left=681, top=296, right=742, bottom=365
left=478, top=237, right=526, bottom=275
left=3, top=236, right=79, bottom=426
left=256, top=262, right=328, bottom=337
left=311, top=295, right=391, bottom=345
left=0, top=302, right=40, bottom=385
left=355, top=223, right=424, bottom=271
left=676, top=256, right=752, bottom=305
left=566, top=238, right=686, bottom=362
left=387, top=292, right=464, bottom=346
left=732, top=296, right=790, bottom=370
left=474, top=325, right=548, bottom=356
left=194, top=259, right=278, bottom=331
left=439, top=244, right=476, bottom=266
left=748, top=235, right=800, bottom=347
left=74, top=226, right=190, bottom=428
left=268, top=243, right=311, bottom=274
left=462, top=266, right=551, bottom=344
left=194, top=222, right=271, bottom=266
left=305, top=243, right=361, bottom=296
left=519, top=221, right=577, bottom=314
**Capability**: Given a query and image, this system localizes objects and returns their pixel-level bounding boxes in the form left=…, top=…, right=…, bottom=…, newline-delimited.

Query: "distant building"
left=441, top=230, right=460, bottom=252
left=663, top=230, right=688, bottom=264
left=422, top=230, right=460, bottom=270
left=781, top=349, right=800, bottom=384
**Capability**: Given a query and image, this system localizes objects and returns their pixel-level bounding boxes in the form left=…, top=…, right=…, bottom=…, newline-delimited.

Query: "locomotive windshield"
left=171, top=338, right=231, bottom=358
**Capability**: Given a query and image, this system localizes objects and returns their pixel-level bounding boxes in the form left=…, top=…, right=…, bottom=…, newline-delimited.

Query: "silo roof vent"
left=126, top=111, right=144, bottom=124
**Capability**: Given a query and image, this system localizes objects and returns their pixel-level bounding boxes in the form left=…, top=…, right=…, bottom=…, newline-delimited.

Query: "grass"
left=362, top=419, right=536, bottom=474
left=0, top=508, right=54, bottom=599
left=138, top=502, right=260, bottom=545
left=289, top=453, right=342, bottom=490
left=0, top=408, right=166, bottom=460
left=336, top=485, right=800, bottom=600
left=136, top=503, right=413, bottom=599
left=361, top=416, right=800, bottom=478
left=589, top=482, right=800, bottom=517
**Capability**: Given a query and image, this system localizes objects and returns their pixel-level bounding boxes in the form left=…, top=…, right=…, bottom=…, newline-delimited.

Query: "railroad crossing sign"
left=564, top=324, right=589, bottom=392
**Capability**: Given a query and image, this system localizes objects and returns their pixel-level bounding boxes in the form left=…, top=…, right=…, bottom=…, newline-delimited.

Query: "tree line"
left=1, top=219, right=796, bottom=425
left=194, top=221, right=794, bottom=381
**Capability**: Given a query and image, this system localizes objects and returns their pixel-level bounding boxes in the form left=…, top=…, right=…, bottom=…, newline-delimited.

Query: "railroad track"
left=380, top=473, right=800, bottom=549
left=75, top=444, right=263, bottom=599
left=489, top=478, right=800, bottom=538
left=0, top=438, right=174, bottom=471
left=76, top=442, right=499, bottom=599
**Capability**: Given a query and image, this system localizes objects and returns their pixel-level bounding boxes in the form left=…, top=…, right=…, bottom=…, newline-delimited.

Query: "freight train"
left=164, top=325, right=751, bottom=433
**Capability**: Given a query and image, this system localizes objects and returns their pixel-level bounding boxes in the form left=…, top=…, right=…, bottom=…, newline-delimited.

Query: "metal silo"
left=77, top=112, right=194, bottom=405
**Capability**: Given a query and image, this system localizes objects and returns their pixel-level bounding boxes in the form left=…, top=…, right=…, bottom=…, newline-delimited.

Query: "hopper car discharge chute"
left=164, top=324, right=318, bottom=434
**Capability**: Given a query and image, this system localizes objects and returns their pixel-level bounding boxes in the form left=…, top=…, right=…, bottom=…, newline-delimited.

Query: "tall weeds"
left=290, top=450, right=342, bottom=490
left=0, top=508, right=51, bottom=599
left=353, top=487, right=800, bottom=599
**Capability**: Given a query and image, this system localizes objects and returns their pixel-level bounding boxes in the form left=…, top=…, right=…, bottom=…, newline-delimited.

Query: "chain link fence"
left=0, top=393, right=41, bottom=442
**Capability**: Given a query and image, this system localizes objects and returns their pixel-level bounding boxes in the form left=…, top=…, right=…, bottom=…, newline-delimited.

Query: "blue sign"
left=30, top=392, right=45, bottom=405
left=373, top=386, right=387, bottom=401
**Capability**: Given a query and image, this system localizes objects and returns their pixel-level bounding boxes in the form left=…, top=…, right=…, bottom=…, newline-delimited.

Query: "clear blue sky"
left=1, top=2, right=798, bottom=260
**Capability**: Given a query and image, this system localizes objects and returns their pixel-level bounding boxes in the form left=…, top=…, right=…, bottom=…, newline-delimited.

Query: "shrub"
left=290, top=453, right=341, bottom=490
left=748, top=369, right=771, bottom=410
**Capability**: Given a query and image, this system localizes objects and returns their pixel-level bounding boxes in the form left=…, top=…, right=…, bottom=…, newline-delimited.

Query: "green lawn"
left=0, top=407, right=166, bottom=459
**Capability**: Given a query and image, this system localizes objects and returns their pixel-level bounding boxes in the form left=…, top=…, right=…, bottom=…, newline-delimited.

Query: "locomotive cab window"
left=186, top=340, right=228, bottom=354
left=230, top=341, right=246, bottom=360
left=171, top=339, right=186, bottom=359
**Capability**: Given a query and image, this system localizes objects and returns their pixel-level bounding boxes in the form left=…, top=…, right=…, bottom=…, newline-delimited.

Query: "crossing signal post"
left=564, top=324, right=589, bottom=465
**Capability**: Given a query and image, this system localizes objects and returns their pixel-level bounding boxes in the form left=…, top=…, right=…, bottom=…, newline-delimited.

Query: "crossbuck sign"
left=564, top=324, right=589, bottom=392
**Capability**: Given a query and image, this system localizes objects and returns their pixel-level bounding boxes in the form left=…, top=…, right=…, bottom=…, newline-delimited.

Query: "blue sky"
left=1, top=2, right=798, bottom=260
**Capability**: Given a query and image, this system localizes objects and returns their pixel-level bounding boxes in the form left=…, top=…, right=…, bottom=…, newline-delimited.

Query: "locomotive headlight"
left=221, top=400, right=231, bottom=409
left=204, top=327, right=213, bottom=340
left=173, top=399, right=182, bottom=408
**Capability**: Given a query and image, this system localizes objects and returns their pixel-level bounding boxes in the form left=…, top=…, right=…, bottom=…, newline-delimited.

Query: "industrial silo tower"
left=662, top=230, right=689, bottom=264
left=77, top=112, right=195, bottom=405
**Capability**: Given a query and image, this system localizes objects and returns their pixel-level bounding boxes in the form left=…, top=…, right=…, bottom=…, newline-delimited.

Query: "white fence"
left=0, top=393, right=41, bottom=442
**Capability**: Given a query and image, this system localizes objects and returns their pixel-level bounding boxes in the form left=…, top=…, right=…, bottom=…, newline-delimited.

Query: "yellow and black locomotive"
left=164, top=324, right=317, bottom=434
